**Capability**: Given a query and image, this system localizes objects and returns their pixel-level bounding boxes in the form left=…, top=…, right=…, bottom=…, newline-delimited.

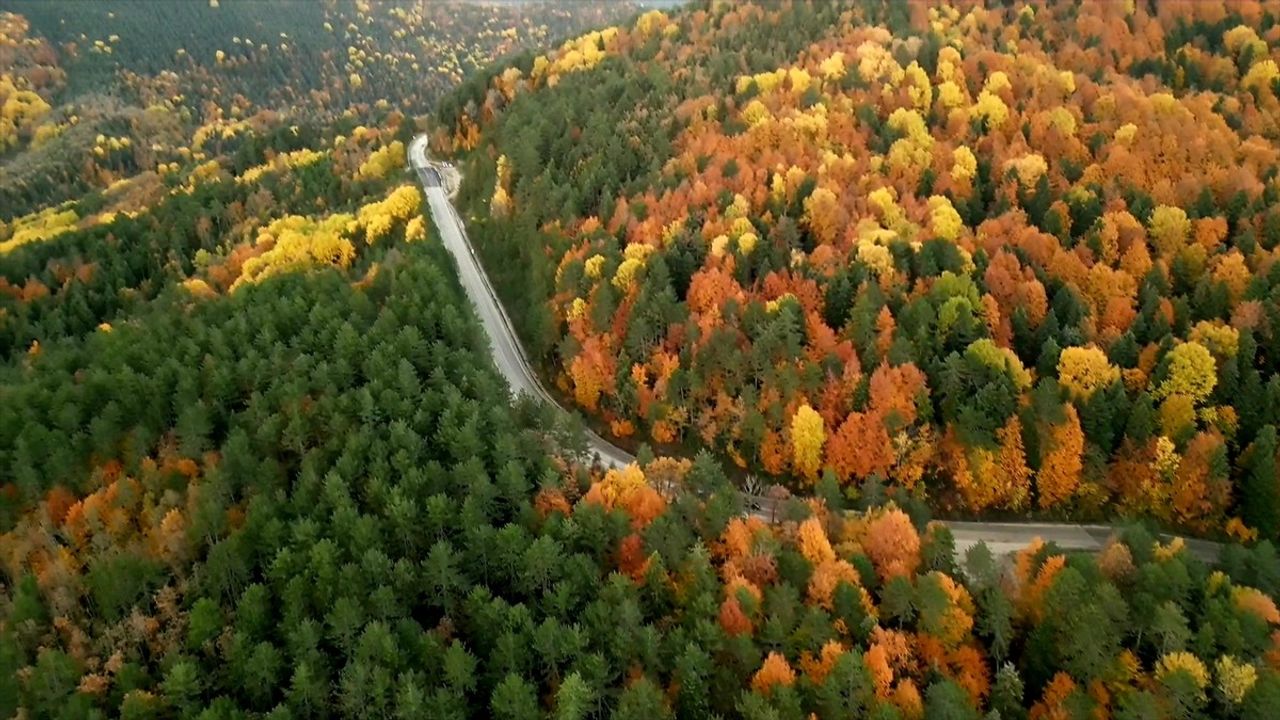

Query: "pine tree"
left=1241, top=426, right=1280, bottom=540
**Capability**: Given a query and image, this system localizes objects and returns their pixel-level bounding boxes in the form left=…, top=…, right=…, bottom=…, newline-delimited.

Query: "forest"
left=438, top=0, right=1280, bottom=545
left=4, top=1, right=1280, bottom=718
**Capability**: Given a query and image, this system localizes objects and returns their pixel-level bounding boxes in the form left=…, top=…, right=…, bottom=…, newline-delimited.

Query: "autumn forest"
left=7, top=1, right=1280, bottom=718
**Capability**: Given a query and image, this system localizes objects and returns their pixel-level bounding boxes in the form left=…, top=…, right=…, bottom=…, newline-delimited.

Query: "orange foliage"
left=751, top=652, right=797, bottom=696
left=1030, top=672, right=1078, bottom=720
left=581, top=464, right=667, bottom=529
left=796, top=516, right=836, bottom=565
left=1036, top=406, right=1084, bottom=510
left=948, top=646, right=990, bottom=704
left=719, top=594, right=754, bottom=637
left=866, top=643, right=894, bottom=698
left=892, top=678, right=924, bottom=720
left=617, top=533, right=650, bottom=580
left=827, top=411, right=893, bottom=483
left=534, top=487, right=572, bottom=518
left=799, top=640, right=846, bottom=684
left=860, top=508, right=921, bottom=582
left=807, top=559, right=863, bottom=610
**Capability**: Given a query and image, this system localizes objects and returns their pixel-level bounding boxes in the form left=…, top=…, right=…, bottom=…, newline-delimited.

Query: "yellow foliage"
left=790, top=403, right=825, bottom=479
left=358, top=140, right=406, bottom=180
left=1224, top=25, right=1267, bottom=57
left=855, top=40, right=902, bottom=84
left=1155, top=652, right=1210, bottom=695
left=887, top=108, right=928, bottom=143
left=803, top=186, right=841, bottom=244
left=1057, top=346, right=1120, bottom=400
left=1214, top=655, right=1257, bottom=705
left=1153, top=435, right=1180, bottom=476
left=1, top=205, right=79, bottom=255
left=1190, top=321, right=1239, bottom=359
left=31, top=121, right=63, bottom=147
left=185, top=160, right=226, bottom=190
left=902, top=62, right=932, bottom=110
left=788, top=67, right=812, bottom=95
left=1243, top=60, right=1279, bottom=93
left=928, top=195, right=963, bottom=241
left=182, top=278, right=217, bottom=299
left=404, top=216, right=427, bottom=243
left=624, top=243, right=655, bottom=262
left=967, top=339, right=1032, bottom=391
left=1046, top=107, right=1076, bottom=136
left=936, top=80, right=967, bottom=109
left=238, top=148, right=326, bottom=185
left=741, top=99, right=771, bottom=126
left=951, top=146, right=977, bottom=182
left=613, top=257, right=643, bottom=291
left=357, top=184, right=422, bottom=243
left=1155, top=342, right=1217, bottom=404
left=1149, top=205, right=1191, bottom=255
left=1159, top=394, right=1197, bottom=438
left=797, top=517, right=836, bottom=565
left=984, top=71, right=1011, bottom=94
left=583, top=254, right=605, bottom=279
left=710, top=234, right=729, bottom=258
left=1005, top=154, right=1048, bottom=189
left=972, top=90, right=1009, bottom=128
left=868, top=187, right=904, bottom=227
left=857, top=242, right=895, bottom=279
left=633, top=9, right=669, bottom=37
left=235, top=213, right=357, bottom=289
left=491, top=186, right=511, bottom=217
left=819, top=52, right=846, bottom=81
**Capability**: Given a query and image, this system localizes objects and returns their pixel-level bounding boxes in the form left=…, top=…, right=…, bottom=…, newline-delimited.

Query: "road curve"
left=408, top=135, right=1220, bottom=563
left=410, top=136, right=635, bottom=470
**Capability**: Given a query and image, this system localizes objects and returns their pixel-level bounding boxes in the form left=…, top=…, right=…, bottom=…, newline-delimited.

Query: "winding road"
left=408, top=135, right=1221, bottom=563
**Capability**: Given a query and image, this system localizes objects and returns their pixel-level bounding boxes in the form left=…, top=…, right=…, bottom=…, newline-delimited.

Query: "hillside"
left=0, top=0, right=628, bottom=218
left=5, top=1, right=1280, bottom=718
left=440, top=0, right=1280, bottom=542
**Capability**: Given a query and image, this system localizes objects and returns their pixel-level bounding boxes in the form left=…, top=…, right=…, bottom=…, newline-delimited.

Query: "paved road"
left=407, top=135, right=1220, bottom=563
left=410, top=136, right=635, bottom=470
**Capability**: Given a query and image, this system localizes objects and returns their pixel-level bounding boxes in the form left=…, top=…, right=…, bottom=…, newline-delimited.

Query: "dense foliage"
left=0, top=0, right=632, bottom=217
left=439, top=0, right=1280, bottom=541
left=6, top=1, right=1280, bottom=718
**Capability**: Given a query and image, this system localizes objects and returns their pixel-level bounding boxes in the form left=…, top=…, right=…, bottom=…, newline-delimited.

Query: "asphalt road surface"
left=408, top=135, right=1220, bottom=563
left=410, top=136, right=634, bottom=470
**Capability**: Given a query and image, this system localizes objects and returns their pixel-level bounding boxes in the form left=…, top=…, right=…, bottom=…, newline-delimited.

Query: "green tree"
left=490, top=674, right=539, bottom=720
left=1241, top=426, right=1280, bottom=540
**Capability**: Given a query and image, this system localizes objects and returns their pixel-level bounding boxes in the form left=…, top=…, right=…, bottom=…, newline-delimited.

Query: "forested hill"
left=5, top=1, right=1280, bottom=719
left=437, top=0, right=1280, bottom=542
left=0, top=0, right=632, bottom=218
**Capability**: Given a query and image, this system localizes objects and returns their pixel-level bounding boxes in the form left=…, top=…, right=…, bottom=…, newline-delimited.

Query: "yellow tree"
left=1057, top=345, right=1120, bottom=401
left=1155, top=341, right=1217, bottom=404
left=791, top=403, right=825, bottom=481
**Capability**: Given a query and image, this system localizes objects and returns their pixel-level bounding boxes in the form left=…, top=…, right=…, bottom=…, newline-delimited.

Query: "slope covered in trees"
left=7, top=1, right=1280, bottom=718
left=438, top=0, right=1280, bottom=541
left=0, top=0, right=632, bottom=218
